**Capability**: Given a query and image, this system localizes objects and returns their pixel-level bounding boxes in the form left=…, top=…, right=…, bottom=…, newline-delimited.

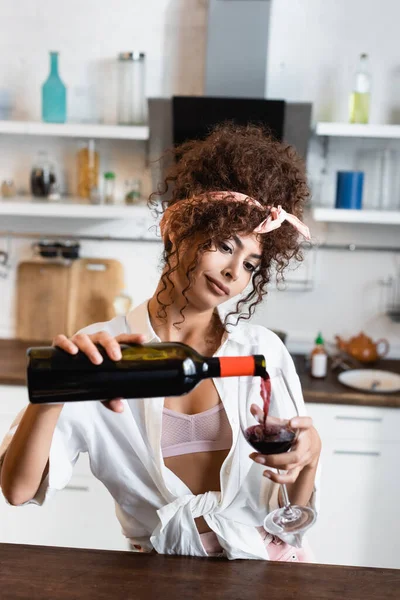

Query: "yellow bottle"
left=349, top=53, right=371, bottom=124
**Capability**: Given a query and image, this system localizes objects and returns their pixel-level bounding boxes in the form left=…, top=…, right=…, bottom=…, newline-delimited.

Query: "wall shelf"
left=0, top=120, right=149, bottom=141
left=312, top=208, right=400, bottom=225
left=0, top=198, right=154, bottom=219
left=315, top=122, right=400, bottom=139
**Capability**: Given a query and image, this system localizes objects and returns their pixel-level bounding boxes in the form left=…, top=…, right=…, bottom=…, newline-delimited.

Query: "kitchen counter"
left=293, top=354, right=400, bottom=408
left=0, top=543, right=399, bottom=600
left=0, top=339, right=399, bottom=408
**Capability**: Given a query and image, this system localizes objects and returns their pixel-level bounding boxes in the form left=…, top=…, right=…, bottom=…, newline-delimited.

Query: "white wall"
left=257, top=0, right=400, bottom=355
left=0, top=0, right=399, bottom=356
left=266, top=0, right=400, bottom=124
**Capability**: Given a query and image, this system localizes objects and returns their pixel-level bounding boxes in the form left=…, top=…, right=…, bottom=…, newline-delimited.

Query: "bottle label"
left=356, top=73, right=370, bottom=94
left=311, top=354, right=328, bottom=378
left=219, top=356, right=255, bottom=377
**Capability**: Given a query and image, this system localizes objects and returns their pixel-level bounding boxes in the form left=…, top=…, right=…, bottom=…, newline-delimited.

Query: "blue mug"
left=335, top=171, right=364, bottom=209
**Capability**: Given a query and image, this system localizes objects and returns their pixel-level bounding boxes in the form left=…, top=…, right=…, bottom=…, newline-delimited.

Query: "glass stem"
left=278, top=470, right=297, bottom=517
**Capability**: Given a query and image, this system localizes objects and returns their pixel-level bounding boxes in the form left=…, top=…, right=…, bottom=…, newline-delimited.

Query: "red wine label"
left=219, top=356, right=256, bottom=377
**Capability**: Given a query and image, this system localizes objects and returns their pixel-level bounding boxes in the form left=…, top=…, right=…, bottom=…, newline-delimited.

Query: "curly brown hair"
left=148, top=122, right=310, bottom=328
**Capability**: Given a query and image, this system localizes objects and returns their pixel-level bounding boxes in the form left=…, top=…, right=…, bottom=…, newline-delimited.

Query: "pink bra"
left=161, top=403, right=232, bottom=458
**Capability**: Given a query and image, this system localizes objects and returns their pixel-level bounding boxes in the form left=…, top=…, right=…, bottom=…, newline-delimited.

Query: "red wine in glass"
left=244, top=423, right=296, bottom=455
left=244, top=374, right=296, bottom=455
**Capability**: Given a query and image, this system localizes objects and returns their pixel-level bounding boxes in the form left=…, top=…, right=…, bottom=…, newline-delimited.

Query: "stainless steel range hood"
left=205, top=0, right=272, bottom=98
left=148, top=0, right=312, bottom=191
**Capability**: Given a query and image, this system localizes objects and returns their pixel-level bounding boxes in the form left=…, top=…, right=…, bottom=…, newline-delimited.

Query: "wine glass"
left=240, top=367, right=316, bottom=546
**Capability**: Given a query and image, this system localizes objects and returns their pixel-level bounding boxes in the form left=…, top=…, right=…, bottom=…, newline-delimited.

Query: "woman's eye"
left=219, top=242, right=232, bottom=253
left=244, top=262, right=256, bottom=272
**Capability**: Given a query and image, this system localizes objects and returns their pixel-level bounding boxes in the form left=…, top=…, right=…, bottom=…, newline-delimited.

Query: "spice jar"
left=104, top=172, right=116, bottom=204
left=124, top=178, right=141, bottom=205
left=1, top=180, right=17, bottom=198
left=30, top=151, right=57, bottom=198
left=77, top=140, right=99, bottom=199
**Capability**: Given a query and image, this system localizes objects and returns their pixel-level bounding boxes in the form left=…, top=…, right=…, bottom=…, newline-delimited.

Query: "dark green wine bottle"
left=27, top=342, right=266, bottom=404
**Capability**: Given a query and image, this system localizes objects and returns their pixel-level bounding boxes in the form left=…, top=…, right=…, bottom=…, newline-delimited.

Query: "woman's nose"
left=222, top=265, right=239, bottom=282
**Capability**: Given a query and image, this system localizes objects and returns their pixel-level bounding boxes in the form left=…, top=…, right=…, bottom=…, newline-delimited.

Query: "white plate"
left=338, top=369, right=400, bottom=393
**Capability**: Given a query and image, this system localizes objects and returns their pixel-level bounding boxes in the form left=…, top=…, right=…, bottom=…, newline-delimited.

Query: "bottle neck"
left=49, top=52, right=59, bottom=76
left=205, top=355, right=266, bottom=379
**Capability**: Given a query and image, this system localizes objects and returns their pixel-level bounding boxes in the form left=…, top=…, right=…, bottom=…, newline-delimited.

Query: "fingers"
left=115, top=334, right=146, bottom=344
left=102, top=398, right=125, bottom=413
left=53, top=334, right=79, bottom=355
left=250, top=449, right=306, bottom=470
left=250, top=403, right=264, bottom=424
left=70, top=333, right=105, bottom=364
left=290, top=416, right=313, bottom=430
left=262, top=466, right=302, bottom=484
left=54, top=331, right=147, bottom=365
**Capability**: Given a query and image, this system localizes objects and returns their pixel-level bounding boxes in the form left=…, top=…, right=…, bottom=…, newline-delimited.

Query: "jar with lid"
left=77, top=140, right=99, bottom=200
left=1, top=180, right=17, bottom=199
left=103, top=172, right=116, bottom=204
left=124, top=178, right=142, bottom=205
left=117, top=52, right=147, bottom=125
left=30, top=151, right=57, bottom=198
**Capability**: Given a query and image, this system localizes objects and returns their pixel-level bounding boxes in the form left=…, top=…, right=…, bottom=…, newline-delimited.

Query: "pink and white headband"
left=160, top=191, right=310, bottom=242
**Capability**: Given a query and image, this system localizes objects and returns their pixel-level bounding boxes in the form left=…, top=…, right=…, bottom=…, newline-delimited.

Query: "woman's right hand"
left=52, top=331, right=147, bottom=413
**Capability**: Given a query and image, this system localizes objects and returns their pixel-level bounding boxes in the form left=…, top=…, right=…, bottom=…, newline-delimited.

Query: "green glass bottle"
left=42, top=51, right=67, bottom=123
left=27, top=342, right=267, bottom=404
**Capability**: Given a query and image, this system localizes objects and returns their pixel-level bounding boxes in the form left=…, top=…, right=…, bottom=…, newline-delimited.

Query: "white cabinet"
left=0, top=385, right=128, bottom=551
left=307, top=402, right=400, bottom=569
left=0, top=471, right=128, bottom=551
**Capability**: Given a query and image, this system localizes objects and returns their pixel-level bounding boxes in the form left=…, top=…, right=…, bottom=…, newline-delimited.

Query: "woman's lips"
left=205, top=275, right=229, bottom=296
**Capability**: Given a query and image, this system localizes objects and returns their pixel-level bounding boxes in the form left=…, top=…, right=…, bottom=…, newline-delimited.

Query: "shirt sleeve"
left=0, top=404, right=87, bottom=507
left=0, top=316, right=129, bottom=507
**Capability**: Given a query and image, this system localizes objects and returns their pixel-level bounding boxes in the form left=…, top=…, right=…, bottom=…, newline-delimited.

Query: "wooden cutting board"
left=16, top=261, right=72, bottom=341
left=66, top=258, right=125, bottom=336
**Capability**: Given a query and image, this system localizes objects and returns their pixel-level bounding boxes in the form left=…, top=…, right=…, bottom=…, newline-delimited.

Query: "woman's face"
left=173, top=233, right=262, bottom=310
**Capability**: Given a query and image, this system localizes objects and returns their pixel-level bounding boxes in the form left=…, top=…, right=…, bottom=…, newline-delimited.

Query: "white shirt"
left=0, top=300, right=319, bottom=560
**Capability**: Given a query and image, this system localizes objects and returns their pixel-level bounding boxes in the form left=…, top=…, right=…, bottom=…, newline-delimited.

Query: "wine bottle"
left=27, top=342, right=266, bottom=404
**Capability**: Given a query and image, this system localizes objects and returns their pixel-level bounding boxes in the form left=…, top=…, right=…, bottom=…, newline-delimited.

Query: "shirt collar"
left=126, top=299, right=248, bottom=347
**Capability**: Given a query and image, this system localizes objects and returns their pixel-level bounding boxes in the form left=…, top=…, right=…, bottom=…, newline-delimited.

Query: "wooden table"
left=0, top=543, right=399, bottom=600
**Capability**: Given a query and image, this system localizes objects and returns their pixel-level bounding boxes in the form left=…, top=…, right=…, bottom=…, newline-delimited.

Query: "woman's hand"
left=52, top=331, right=146, bottom=413
left=249, top=413, right=321, bottom=485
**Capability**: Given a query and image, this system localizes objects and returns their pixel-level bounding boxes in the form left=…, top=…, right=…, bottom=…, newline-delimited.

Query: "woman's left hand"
left=249, top=416, right=321, bottom=484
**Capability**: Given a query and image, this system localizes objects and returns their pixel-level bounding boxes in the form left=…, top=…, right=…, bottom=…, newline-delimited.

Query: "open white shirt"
left=0, top=300, right=319, bottom=560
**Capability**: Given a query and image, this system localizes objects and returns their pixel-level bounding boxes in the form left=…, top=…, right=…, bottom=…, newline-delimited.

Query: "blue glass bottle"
left=42, top=52, right=67, bottom=123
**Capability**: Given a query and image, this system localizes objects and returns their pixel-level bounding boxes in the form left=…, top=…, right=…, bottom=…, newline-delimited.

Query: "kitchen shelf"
left=315, top=122, right=400, bottom=139
left=312, top=208, right=400, bottom=224
left=0, top=120, right=149, bottom=140
left=0, top=198, right=153, bottom=219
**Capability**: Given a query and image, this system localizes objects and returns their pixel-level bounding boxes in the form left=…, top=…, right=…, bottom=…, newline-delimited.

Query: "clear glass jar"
left=77, top=140, right=99, bottom=200
left=104, top=172, right=116, bottom=204
left=30, top=150, right=57, bottom=198
left=1, top=179, right=17, bottom=198
left=124, top=178, right=142, bottom=205
left=117, top=52, right=146, bottom=125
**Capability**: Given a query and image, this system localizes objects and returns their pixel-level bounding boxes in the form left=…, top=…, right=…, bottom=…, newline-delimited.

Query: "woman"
left=0, top=123, right=321, bottom=561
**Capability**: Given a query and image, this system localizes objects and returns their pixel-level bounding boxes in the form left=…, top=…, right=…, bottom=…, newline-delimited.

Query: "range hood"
left=148, top=1, right=312, bottom=190
left=205, top=0, right=272, bottom=98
